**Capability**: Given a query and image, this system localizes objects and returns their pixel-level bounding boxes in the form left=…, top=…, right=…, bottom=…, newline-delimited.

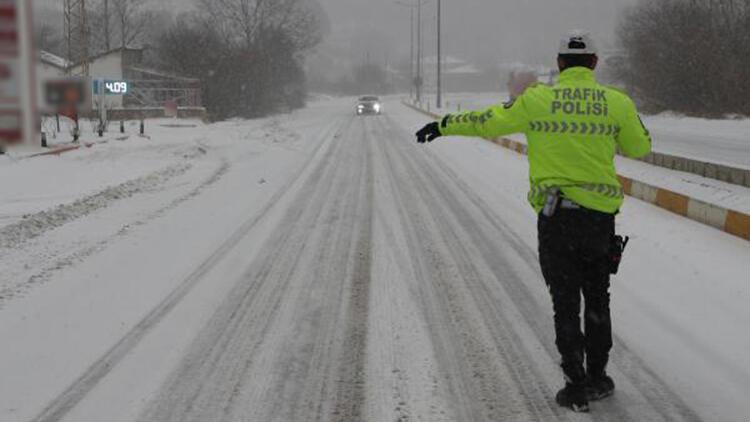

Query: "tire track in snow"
left=380, top=111, right=700, bottom=422
left=371, top=117, right=564, bottom=421
left=330, top=117, right=375, bottom=422
left=29, top=119, right=346, bottom=422
left=136, top=116, right=375, bottom=421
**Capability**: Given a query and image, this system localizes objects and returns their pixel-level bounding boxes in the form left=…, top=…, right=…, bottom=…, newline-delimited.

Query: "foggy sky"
left=37, top=0, right=639, bottom=73
left=317, top=0, right=638, bottom=67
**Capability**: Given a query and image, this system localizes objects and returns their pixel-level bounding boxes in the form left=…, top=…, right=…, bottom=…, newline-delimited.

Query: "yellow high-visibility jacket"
left=440, top=67, right=652, bottom=214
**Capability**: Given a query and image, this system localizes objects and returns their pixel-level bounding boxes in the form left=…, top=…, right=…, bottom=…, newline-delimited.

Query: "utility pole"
left=104, top=0, right=110, bottom=51
left=416, top=0, right=423, bottom=103
left=436, top=0, right=442, bottom=109
left=396, top=1, right=424, bottom=100
left=64, top=0, right=88, bottom=144
left=410, top=7, right=414, bottom=99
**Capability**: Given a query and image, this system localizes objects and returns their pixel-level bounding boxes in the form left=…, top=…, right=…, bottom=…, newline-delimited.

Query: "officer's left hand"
left=416, top=122, right=442, bottom=144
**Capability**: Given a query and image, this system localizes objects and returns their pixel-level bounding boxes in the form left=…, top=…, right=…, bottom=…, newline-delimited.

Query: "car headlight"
left=374, top=103, right=381, bottom=111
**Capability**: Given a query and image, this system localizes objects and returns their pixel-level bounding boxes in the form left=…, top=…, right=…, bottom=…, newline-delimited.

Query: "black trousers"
left=538, top=208, right=615, bottom=384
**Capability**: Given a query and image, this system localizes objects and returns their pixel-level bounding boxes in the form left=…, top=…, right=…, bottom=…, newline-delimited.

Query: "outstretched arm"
left=415, top=97, right=531, bottom=143
left=439, top=97, right=530, bottom=139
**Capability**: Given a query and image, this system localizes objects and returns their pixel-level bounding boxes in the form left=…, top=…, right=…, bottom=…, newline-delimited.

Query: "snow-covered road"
left=1, top=98, right=749, bottom=422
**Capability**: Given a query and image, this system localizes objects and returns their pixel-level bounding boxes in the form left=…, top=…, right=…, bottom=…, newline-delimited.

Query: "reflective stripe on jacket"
left=440, top=67, right=652, bottom=214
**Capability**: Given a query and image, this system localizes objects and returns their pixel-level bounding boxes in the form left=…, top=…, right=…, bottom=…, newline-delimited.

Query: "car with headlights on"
left=356, top=96, right=382, bottom=115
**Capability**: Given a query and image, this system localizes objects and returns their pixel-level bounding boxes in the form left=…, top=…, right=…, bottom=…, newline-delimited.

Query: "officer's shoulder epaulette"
left=526, top=82, right=548, bottom=90
left=517, top=82, right=550, bottom=98
left=604, top=84, right=630, bottom=96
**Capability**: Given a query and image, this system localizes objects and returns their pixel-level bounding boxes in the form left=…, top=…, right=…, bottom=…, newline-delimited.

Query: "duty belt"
left=559, top=199, right=581, bottom=209
left=542, top=189, right=583, bottom=217
left=529, top=183, right=624, bottom=205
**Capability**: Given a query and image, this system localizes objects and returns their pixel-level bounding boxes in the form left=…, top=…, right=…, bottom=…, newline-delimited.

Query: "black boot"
left=556, top=383, right=589, bottom=412
left=585, top=373, right=615, bottom=401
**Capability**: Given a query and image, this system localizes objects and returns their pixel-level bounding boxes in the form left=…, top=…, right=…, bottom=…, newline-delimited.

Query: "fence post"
left=73, top=119, right=80, bottom=143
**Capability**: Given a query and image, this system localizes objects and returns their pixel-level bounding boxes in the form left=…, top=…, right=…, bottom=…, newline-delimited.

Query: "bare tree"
left=156, top=1, right=324, bottom=120
left=198, top=0, right=322, bottom=51
left=618, top=0, right=750, bottom=116
left=90, top=0, right=152, bottom=51
left=36, top=23, right=65, bottom=56
left=111, top=0, right=153, bottom=49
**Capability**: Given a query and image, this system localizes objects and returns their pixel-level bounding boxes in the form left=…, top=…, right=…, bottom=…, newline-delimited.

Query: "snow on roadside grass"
left=643, top=113, right=750, bottom=170
left=616, top=155, right=750, bottom=214
left=0, top=124, right=208, bottom=226
left=0, top=161, right=193, bottom=250
left=0, top=116, right=273, bottom=308
left=0, top=157, right=228, bottom=309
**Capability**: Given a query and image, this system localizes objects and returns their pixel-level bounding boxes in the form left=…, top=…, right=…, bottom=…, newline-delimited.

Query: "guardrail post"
left=120, top=120, right=125, bottom=133
left=140, top=120, right=145, bottom=135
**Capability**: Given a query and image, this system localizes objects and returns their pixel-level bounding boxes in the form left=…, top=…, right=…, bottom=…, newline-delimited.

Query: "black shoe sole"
left=558, top=402, right=589, bottom=413
left=586, top=389, right=614, bottom=402
left=556, top=397, right=590, bottom=412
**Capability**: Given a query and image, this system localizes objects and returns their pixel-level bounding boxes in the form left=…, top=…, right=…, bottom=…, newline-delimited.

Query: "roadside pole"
left=0, top=0, right=37, bottom=149
left=98, top=78, right=106, bottom=136
left=416, top=0, right=422, bottom=104
left=395, top=1, right=420, bottom=101
left=410, top=7, right=414, bottom=100
left=436, top=0, right=442, bottom=109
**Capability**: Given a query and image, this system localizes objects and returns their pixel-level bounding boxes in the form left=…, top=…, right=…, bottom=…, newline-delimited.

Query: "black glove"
left=416, top=122, right=442, bottom=144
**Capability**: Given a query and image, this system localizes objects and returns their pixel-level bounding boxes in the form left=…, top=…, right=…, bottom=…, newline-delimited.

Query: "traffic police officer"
left=415, top=31, right=652, bottom=412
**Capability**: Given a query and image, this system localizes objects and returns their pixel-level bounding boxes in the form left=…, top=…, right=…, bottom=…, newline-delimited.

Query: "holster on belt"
left=542, top=188, right=561, bottom=217
left=609, top=235, right=630, bottom=275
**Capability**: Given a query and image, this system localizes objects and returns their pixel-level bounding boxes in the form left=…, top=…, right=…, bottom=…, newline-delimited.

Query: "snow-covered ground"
left=395, top=102, right=750, bottom=421
left=0, top=97, right=748, bottom=422
left=643, top=115, right=750, bottom=170
left=434, top=92, right=750, bottom=170
left=1, top=120, right=205, bottom=227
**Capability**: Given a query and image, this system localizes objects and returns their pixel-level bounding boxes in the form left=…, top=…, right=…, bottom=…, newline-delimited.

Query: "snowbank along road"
left=2, top=98, right=749, bottom=422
